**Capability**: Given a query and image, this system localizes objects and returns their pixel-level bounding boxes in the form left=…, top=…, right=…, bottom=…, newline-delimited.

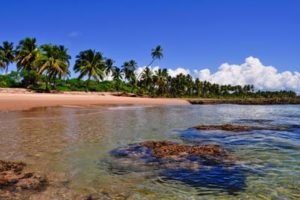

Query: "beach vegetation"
left=0, top=38, right=298, bottom=99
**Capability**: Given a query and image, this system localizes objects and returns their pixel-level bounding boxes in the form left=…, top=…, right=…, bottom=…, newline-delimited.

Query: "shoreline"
left=0, top=88, right=300, bottom=111
left=0, top=92, right=189, bottom=111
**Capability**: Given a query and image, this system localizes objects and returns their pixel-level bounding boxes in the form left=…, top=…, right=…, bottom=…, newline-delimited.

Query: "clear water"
left=0, top=105, right=299, bottom=199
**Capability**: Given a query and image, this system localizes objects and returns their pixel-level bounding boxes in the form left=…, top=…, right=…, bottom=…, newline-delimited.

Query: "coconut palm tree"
left=112, top=67, right=123, bottom=81
left=105, top=58, right=115, bottom=76
left=0, top=41, right=15, bottom=74
left=122, top=60, right=137, bottom=83
left=122, top=60, right=137, bottom=92
left=35, top=44, right=70, bottom=90
left=74, top=49, right=106, bottom=91
left=140, top=67, right=153, bottom=90
left=154, top=68, right=168, bottom=95
left=147, top=45, right=163, bottom=67
left=15, top=38, right=39, bottom=71
left=112, top=67, right=123, bottom=91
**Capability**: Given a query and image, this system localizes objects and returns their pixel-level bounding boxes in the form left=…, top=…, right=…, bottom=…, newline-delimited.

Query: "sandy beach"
left=0, top=89, right=189, bottom=111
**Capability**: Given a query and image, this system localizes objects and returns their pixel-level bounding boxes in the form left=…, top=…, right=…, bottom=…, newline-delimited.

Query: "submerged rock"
left=0, top=160, right=47, bottom=199
left=109, top=141, right=246, bottom=194
left=193, top=123, right=291, bottom=132
left=161, top=166, right=247, bottom=195
left=111, top=141, right=235, bottom=169
left=194, top=124, right=255, bottom=132
left=140, top=141, right=226, bottom=158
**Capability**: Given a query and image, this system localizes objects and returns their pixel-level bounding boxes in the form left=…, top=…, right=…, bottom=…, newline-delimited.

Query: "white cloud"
left=168, top=67, right=190, bottom=77
left=194, top=57, right=300, bottom=93
left=134, top=57, right=300, bottom=94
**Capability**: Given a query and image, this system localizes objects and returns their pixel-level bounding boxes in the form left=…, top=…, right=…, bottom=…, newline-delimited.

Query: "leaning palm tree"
left=74, top=49, right=106, bottom=91
left=15, top=38, right=39, bottom=71
left=147, top=45, right=163, bottom=67
left=0, top=41, right=15, bottom=74
left=35, top=44, right=70, bottom=90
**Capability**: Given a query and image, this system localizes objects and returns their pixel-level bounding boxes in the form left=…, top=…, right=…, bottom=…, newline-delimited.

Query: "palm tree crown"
left=148, top=45, right=163, bottom=67
left=36, top=44, right=70, bottom=79
left=15, top=38, right=39, bottom=71
left=74, top=49, right=106, bottom=83
left=122, top=59, right=137, bottom=82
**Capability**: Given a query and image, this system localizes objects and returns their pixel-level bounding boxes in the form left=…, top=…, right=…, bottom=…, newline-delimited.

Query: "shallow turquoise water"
left=0, top=105, right=299, bottom=199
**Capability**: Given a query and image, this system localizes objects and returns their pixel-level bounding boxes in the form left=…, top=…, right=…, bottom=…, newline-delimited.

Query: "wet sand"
left=0, top=92, right=189, bottom=111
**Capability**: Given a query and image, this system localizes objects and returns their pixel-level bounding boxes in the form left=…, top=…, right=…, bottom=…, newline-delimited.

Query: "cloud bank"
left=136, top=57, right=300, bottom=94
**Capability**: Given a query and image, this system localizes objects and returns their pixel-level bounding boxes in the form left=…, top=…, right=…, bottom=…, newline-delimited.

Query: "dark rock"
left=193, top=123, right=291, bottom=132
left=109, top=141, right=245, bottom=194
left=194, top=124, right=254, bottom=132
left=0, top=160, right=47, bottom=198
left=140, top=141, right=226, bottom=158
left=161, top=166, right=247, bottom=195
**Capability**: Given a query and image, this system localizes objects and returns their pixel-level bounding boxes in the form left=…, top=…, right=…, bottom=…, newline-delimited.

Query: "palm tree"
left=140, top=67, right=153, bottom=91
left=147, top=45, right=163, bottom=67
left=122, top=60, right=137, bottom=83
left=15, top=38, right=39, bottom=71
left=112, top=67, right=123, bottom=91
left=74, top=49, right=106, bottom=91
left=154, top=68, right=168, bottom=95
left=105, top=58, right=114, bottom=76
left=122, top=60, right=137, bottom=92
left=112, top=67, right=123, bottom=81
left=0, top=41, right=15, bottom=74
left=35, top=44, right=70, bottom=90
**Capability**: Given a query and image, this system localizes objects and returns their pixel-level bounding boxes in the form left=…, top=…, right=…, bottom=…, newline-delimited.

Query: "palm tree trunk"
left=147, top=59, right=155, bottom=68
left=86, top=75, right=91, bottom=92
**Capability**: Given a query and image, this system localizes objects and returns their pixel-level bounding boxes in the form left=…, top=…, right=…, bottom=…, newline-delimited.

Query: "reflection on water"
left=0, top=105, right=300, bottom=199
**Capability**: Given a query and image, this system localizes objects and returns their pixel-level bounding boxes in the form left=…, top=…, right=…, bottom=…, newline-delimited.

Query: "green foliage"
left=0, top=37, right=298, bottom=99
left=0, top=72, right=22, bottom=88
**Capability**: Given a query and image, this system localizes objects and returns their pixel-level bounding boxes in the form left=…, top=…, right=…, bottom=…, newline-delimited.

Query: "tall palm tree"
left=122, top=60, right=137, bottom=83
left=35, top=44, right=70, bottom=90
left=154, top=68, right=168, bottom=95
left=74, top=49, right=106, bottom=91
left=140, top=67, right=153, bottom=91
left=112, top=67, right=123, bottom=81
left=112, top=67, right=123, bottom=91
left=105, top=58, right=115, bottom=76
left=147, top=45, right=163, bottom=67
left=15, top=38, right=39, bottom=71
left=0, top=41, right=15, bottom=74
left=122, top=60, right=137, bottom=92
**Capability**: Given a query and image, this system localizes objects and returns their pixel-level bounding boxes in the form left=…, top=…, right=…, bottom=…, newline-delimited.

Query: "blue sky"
left=1, top=0, right=299, bottom=75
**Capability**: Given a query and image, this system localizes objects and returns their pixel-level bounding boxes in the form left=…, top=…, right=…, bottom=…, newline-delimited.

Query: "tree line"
left=0, top=38, right=297, bottom=98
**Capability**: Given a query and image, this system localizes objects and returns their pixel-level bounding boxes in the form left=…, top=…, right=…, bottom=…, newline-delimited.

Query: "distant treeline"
left=0, top=38, right=297, bottom=98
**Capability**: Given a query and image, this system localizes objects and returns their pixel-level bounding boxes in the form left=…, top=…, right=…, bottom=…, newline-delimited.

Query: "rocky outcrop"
left=193, top=123, right=291, bottom=132
left=109, top=141, right=245, bottom=194
left=194, top=124, right=255, bottom=132
left=0, top=160, right=47, bottom=199
left=140, top=141, right=226, bottom=158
